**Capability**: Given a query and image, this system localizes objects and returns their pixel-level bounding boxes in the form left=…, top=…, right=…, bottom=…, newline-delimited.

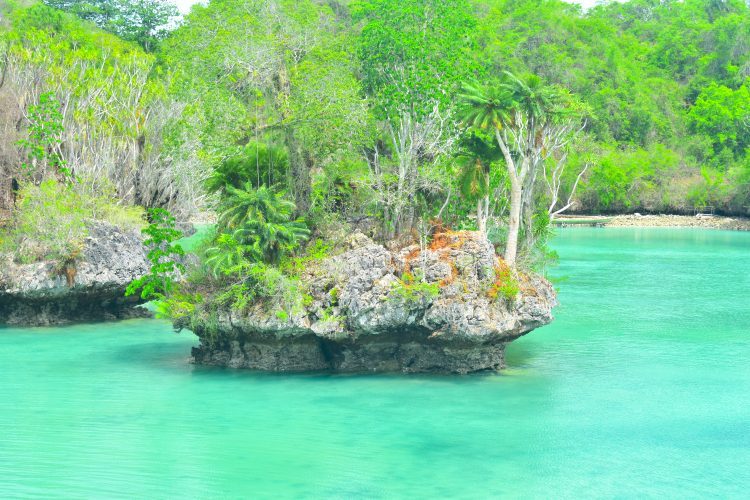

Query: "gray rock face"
left=189, top=231, right=557, bottom=374
left=0, top=221, right=150, bottom=326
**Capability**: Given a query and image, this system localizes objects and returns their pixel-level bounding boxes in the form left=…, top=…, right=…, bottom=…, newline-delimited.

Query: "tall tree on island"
left=355, top=0, right=481, bottom=238
left=460, top=73, right=584, bottom=267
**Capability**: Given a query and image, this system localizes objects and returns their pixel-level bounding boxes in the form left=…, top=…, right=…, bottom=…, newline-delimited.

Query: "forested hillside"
left=493, top=0, right=750, bottom=214
left=2, top=0, right=750, bottom=274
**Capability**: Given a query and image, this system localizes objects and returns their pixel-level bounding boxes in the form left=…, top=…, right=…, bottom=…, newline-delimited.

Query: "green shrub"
left=204, top=232, right=253, bottom=278
left=7, top=178, right=144, bottom=263
left=126, top=208, right=185, bottom=301
left=156, top=291, right=201, bottom=321
left=275, top=310, right=289, bottom=321
left=215, top=262, right=303, bottom=315
left=190, top=187, right=319, bottom=317
left=218, top=184, right=310, bottom=265
left=390, top=271, right=440, bottom=304
left=206, top=142, right=289, bottom=197
left=279, top=238, right=333, bottom=278
left=487, top=264, right=520, bottom=302
left=16, top=91, right=68, bottom=179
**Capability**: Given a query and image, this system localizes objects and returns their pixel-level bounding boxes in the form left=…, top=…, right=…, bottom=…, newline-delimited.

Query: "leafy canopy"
left=42, top=0, right=180, bottom=51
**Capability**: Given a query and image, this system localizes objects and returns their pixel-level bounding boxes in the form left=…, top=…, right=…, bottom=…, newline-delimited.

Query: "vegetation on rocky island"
left=1, top=0, right=750, bottom=314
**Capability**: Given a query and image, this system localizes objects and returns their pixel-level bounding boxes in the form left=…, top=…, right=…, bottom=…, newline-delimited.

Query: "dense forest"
left=2, top=0, right=750, bottom=312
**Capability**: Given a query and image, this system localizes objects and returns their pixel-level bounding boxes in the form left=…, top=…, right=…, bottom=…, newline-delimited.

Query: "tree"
left=355, top=0, right=480, bottom=237
left=42, top=0, right=119, bottom=27
left=689, top=83, right=750, bottom=157
left=355, top=0, right=480, bottom=119
left=161, top=0, right=367, bottom=216
left=205, top=142, right=288, bottom=197
left=42, top=0, right=180, bottom=51
left=126, top=208, right=185, bottom=301
left=457, top=131, right=502, bottom=234
left=544, top=135, right=595, bottom=218
left=460, top=73, right=584, bottom=267
left=217, top=184, right=310, bottom=265
left=2, top=4, right=198, bottom=215
left=16, top=91, right=69, bottom=181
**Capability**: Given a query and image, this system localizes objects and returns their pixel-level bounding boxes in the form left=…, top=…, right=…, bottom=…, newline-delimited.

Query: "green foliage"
left=156, top=291, right=201, bottom=321
left=522, top=210, right=559, bottom=273
left=390, top=271, right=440, bottom=304
left=487, top=264, right=519, bottom=302
left=455, top=131, right=504, bottom=225
left=16, top=92, right=68, bottom=179
left=195, top=185, right=316, bottom=314
left=460, top=72, right=575, bottom=133
left=126, top=208, right=185, bottom=301
left=689, top=83, right=750, bottom=156
left=6, top=178, right=144, bottom=263
left=279, top=238, right=334, bottom=278
left=578, top=144, right=684, bottom=213
left=204, top=232, right=250, bottom=278
left=310, top=157, right=374, bottom=221
left=354, top=0, right=481, bottom=119
left=214, top=262, right=303, bottom=314
left=10, top=0, right=750, bottom=333
left=217, top=184, right=310, bottom=265
left=466, top=0, right=750, bottom=213
left=160, top=0, right=368, bottom=213
left=275, top=309, right=289, bottom=321
left=206, top=142, right=289, bottom=197
left=2, top=2, right=186, bottom=211
left=42, top=0, right=180, bottom=51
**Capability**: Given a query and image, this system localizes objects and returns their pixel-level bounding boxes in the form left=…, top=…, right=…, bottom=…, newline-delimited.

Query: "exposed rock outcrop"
left=0, top=221, right=151, bottom=326
left=188, top=231, right=557, bottom=374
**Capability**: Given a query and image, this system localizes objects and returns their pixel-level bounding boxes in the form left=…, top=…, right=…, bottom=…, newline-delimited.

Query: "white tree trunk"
left=495, top=128, right=522, bottom=267
left=505, top=173, right=522, bottom=267
left=477, top=198, right=485, bottom=234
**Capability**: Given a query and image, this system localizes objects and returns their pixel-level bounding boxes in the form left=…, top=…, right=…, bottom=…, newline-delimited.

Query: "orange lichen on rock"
left=428, top=230, right=472, bottom=251
left=402, top=247, right=421, bottom=275
left=487, top=260, right=520, bottom=301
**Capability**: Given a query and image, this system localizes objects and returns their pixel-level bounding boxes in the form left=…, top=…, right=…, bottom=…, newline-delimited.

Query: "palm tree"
left=503, top=72, right=559, bottom=127
left=204, top=233, right=257, bottom=278
left=457, top=132, right=501, bottom=234
left=232, top=217, right=310, bottom=265
left=217, top=183, right=310, bottom=264
left=459, top=72, right=561, bottom=267
left=218, top=184, right=292, bottom=229
left=206, top=142, right=288, bottom=198
left=459, top=82, right=514, bottom=131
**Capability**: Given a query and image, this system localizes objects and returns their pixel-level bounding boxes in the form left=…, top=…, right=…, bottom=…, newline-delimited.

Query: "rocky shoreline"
left=604, top=214, right=750, bottom=230
left=186, top=231, right=557, bottom=374
left=0, top=222, right=151, bottom=326
left=557, top=213, right=750, bottom=231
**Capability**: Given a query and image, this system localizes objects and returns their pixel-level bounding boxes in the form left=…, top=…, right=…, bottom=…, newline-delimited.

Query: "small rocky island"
left=0, top=222, right=150, bottom=326
left=185, top=231, right=557, bottom=374
left=0, top=221, right=556, bottom=373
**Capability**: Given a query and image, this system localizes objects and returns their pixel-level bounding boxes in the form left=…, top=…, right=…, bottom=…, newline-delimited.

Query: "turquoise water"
left=1, top=228, right=749, bottom=498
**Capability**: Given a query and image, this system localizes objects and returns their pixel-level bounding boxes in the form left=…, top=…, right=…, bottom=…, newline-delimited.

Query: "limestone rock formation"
left=0, top=221, right=151, bottom=326
left=188, top=231, right=557, bottom=374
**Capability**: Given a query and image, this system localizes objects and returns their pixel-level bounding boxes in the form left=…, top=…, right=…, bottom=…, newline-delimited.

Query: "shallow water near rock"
left=1, top=228, right=748, bottom=497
